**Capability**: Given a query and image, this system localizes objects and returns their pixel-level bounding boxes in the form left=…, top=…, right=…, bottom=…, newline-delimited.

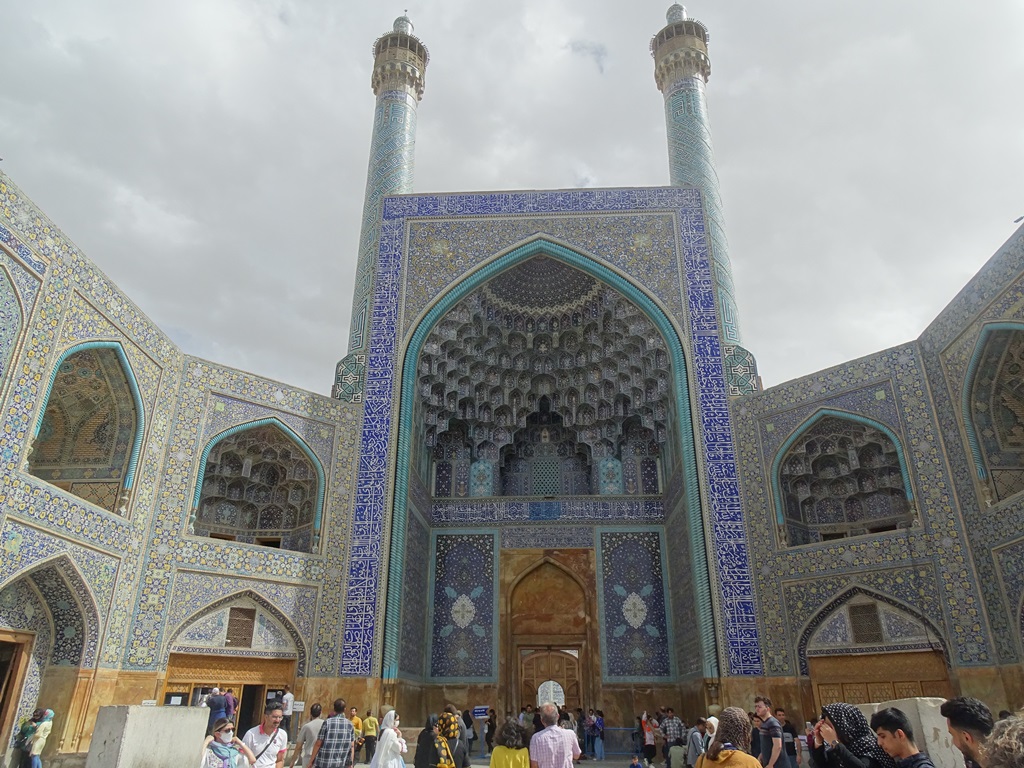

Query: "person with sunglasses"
left=202, top=717, right=257, bottom=768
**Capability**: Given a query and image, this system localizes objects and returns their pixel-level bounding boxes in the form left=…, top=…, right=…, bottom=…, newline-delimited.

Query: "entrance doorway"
left=520, top=650, right=581, bottom=710
left=0, top=632, right=33, bottom=750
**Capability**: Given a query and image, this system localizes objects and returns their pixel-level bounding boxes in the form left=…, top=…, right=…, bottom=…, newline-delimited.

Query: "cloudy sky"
left=2, top=1, right=1022, bottom=395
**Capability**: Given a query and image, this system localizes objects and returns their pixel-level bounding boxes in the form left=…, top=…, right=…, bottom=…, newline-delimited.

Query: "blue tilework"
left=427, top=532, right=497, bottom=681
left=0, top=577, right=51, bottom=748
left=501, top=526, right=595, bottom=549
left=596, top=528, right=673, bottom=680
left=431, top=498, right=663, bottom=525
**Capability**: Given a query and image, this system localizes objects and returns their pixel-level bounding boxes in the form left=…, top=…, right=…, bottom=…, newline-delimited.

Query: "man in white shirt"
left=530, top=703, right=581, bottom=768
left=244, top=701, right=289, bottom=768
left=282, top=686, right=296, bottom=737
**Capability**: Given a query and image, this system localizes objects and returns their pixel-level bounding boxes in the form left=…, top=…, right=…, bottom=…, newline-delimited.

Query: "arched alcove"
left=29, top=343, right=144, bottom=514
left=193, top=421, right=324, bottom=553
left=775, top=412, right=914, bottom=546
left=964, top=325, right=1024, bottom=502
left=510, top=561, right=587, bottom=637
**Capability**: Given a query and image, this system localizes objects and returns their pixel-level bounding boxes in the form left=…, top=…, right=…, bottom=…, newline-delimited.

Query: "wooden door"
left=520, top=650, right=581, bottom=710
left=810, top=651, right=951, bottom=710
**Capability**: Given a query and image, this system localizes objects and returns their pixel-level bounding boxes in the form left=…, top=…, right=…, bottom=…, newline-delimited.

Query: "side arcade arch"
left=28, top=341, right=146, bottom=514
left=772, top=409, right=915, bottom=546
left=382, top=237, right=717, bottom=679
left=190, top=418, right=326, bottom=553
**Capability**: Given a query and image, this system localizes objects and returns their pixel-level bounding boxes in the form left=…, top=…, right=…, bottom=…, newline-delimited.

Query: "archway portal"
left=414, top=254, right=677, bottom=498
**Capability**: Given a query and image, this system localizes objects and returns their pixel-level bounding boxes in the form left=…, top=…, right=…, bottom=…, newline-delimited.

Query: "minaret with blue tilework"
left=334, top=15, right=428, bottom=402
left=651, top=5, right=742, bottom=346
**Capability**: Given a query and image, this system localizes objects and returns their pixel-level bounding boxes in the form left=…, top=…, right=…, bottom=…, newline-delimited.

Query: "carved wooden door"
left=520, top=650, right=581, bottom=710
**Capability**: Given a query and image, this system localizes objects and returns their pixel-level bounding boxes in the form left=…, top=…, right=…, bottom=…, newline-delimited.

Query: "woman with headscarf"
left=809, top=703, right=896, bottom=768
left=370, top=710, right=408, bottom=768
left=695, top=707, right=761, bottom=768
left=704, top=717, right=719, bottom=751
left=433, top=710, right=471, bottom=768
left=415, top=715, right=440, bottom=768
left=200, top=717, right=257, bottom=768
left=18, top=709, right=56, bottom=768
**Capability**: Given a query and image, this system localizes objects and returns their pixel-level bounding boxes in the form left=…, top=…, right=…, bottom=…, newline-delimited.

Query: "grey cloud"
left=568, top=39, right=609, bottom=74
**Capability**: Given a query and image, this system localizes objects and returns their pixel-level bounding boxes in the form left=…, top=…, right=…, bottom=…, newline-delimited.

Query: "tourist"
left=290, top=703, right=325, bottom=768
left=686, top=718, right=706, bottom=768
left=492, top=721, right=531, bottom=768
left=774, top=710, right=800, bottom=768
left=444, top=704, right=470, bottom=756
left=586, top=710, right=598, bottom=757
left=309, top=698, right=356, bottom=768
left=463, top=710, right=477, bottom=754
left=870, top=707, right=934, bottom=768
left=753, top=697, right=782, bottom=768
left=694, top=707, right=760, bottom=768
left=414, top=715, right=440, bottom=768
left=282, top=687, right=295, bottom=740
left=979, top=712, right=1024, bottom=768
left=363, top=709, right=380, bottom=763
left=749, top=715, right=761, bottom=760
left=940, top=697, right=994, bottom=768
left=203, top=717, right=257, bottom=768
left=487, top=709, right=499, bottom=753
left=808, top=702, right=895, bottom=768
left=668, top=737, right=686, bottom=768
left=17, top=708, right=54, bottom=768
left=530, top=703, right=581, bottom=768
left=594, top=710, right=606, bottom=761
left=369, top=710, right=407, bottom=768
left=661, top=709, right=685, bottom=763
left=225, top=689, right=239, bottom=722
left=348, top=706, right=364, bottom=762
left=243, top=701, right=288, bottom=768
left=206, top=688, right=229, bottom=736
left=437, top=711, right=472, bottom=768
left=705, top=719, right=719, bottom=752
left=642, top=710, right=660, bottom=766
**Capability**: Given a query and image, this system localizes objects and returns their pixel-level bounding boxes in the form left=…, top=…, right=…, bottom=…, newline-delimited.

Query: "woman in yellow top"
left=490, top=721, right=530, bottom=768
left=696, top=708, right=762, bottom=768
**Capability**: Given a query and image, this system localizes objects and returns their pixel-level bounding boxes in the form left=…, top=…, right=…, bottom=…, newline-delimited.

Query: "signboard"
left=141, top=700, right=157, bottom=707
left=293, top=701, right=306, bottom=712
left=472, top=706, right=490, bottom=719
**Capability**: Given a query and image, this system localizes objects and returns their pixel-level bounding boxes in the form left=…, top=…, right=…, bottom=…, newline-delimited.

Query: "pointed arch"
left=191, top=417, right=326, bottom=549
left=383, top=237, right=717, bottom=679
left=166, top=589, right=308, bottom=676
left=31, top=340, right=146, bottom=491
left=796, top=585, right=948, bottom=676
left=962, top=322, right=1024, bottom=500
left=771, top=408, right=914, bottom=542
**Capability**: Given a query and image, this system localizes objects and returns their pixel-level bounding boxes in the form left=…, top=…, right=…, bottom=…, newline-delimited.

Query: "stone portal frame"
left=189, top=417, right=327, bottom=548
left=962, top=322, right=1024, bottom=490
left=344, top=187, right=762, bottom=679
left=30, top=340, right=146, bottom=492
left=769, top=408, right=915, bottom=530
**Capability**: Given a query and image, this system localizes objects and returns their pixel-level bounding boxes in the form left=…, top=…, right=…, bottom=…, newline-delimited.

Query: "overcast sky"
left=2, top=1, right=1022, bottom=396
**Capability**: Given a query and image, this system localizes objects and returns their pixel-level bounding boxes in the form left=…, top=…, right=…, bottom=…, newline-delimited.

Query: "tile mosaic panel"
left=663, top=466, right=701, bottom=677
left=428, top=532, right=497, bottom=681
left=0, top=265, right=23, bottom=387
left=597, top=529, right=673, bottom=680
left=28, top=564, right=92, bottom=667
left=398, top=508, right=429, bottom=678
left=431, top=498, right=664, bottom=525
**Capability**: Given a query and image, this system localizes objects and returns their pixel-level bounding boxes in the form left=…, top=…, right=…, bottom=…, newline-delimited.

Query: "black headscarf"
left=821, top=703, right=896, bottom=768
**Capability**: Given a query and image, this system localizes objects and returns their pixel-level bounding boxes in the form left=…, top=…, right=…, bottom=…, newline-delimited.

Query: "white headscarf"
left=369, top=711, right=407, bottom=768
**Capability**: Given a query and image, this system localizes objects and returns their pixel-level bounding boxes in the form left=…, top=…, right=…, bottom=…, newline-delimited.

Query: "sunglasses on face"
left=219, top=729, right=234, bottom=734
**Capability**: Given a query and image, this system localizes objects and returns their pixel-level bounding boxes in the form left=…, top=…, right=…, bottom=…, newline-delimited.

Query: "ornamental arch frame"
left=770, top=407, right=916, bottom=532
left=382, top=236, right=717, bottom=679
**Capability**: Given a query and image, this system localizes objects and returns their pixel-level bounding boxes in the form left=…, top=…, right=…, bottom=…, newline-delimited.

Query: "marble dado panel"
left=597, top=529, right=673, bottom=680
left=428, top=532, right=497, bottom=681
left=401, top=210, right=684, bottom=337
left=431, top=498, right=663, bottom=525
left=732, top=343, right=991, bottom=673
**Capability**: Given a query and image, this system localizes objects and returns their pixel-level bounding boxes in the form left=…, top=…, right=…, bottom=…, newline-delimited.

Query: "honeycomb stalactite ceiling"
left=417, top=255, right=673, bottom=462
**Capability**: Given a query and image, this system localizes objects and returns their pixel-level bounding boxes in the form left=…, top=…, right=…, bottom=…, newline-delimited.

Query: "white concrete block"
left=86, top=706, right=208, bottom=768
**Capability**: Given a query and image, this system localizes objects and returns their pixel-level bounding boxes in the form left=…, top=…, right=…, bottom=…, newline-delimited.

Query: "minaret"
left=651, top=5, right=742, bottom=345
left=334, top=15, right=429, bottom=402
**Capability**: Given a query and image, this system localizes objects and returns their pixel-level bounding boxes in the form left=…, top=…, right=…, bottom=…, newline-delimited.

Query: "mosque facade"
left=2, top=5, right=1024, bottom=759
